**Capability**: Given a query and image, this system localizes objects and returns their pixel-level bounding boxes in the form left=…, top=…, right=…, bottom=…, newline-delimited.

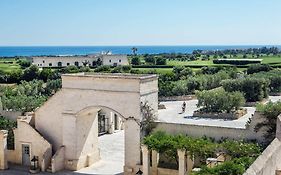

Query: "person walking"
left=182, top=101, right=186, bottom=113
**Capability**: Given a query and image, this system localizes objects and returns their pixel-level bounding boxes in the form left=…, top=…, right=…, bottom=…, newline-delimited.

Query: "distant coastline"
left=0, top=45, right=281, bottom=57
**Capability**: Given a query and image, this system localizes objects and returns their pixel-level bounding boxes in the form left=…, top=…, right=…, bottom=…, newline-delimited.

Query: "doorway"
left=22, top=144, right=30, bottom=166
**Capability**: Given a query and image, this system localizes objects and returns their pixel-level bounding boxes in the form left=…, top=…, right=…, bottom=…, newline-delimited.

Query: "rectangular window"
left=49, top=63, right=52, bottom=66
left=43, top=60, right=45, bottom=63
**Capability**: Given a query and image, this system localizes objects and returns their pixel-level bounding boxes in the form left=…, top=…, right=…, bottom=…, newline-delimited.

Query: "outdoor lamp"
left=136, top=168, right=143, bottom=175
left=31, top=156, right=39, bottom=170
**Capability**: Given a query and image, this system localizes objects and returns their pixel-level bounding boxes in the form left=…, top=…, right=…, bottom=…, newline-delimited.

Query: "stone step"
left=46, top=165, right=52, bottom=173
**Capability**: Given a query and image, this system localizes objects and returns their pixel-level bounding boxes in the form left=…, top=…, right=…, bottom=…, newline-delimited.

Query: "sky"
left=0, top=0, right=280, bottom=46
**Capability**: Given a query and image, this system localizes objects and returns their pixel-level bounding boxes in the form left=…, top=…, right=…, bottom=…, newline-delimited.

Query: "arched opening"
left=76, top=106, right=125, bottom=174
left=57, top=62, right=62, bottom=67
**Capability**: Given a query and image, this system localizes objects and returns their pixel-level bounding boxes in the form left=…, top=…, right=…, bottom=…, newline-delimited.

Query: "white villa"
left=31, top=53, right=128, bottom=68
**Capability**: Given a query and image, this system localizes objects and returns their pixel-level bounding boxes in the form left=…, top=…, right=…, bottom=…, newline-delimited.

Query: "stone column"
left=108, top=112, right=114, bottom=134
left=186, top=151, right=193, bottom=174
left=177, top=149, right=186, bottom=175
left=115, top=115, right=121, bottom=130
left=151, top=150, right=159, bottom=175
left=0, top=130, right=8, bottom=170
left=141, top=145, right=150, bottom=175
left=124, top=119, right=141, bottom=175
left=276, top=115, right=281, bottom=140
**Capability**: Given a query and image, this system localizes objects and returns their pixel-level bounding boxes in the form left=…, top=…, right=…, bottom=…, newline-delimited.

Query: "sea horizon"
left=0, top=45, right=280, bottom=57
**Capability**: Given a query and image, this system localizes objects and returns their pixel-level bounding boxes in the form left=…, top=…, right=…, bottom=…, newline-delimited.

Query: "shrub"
left=196, top=88, right=245, bottom=113
left=17, top=59, right=31, bottom=68
left=94, top=65, right=111, bottom=72
left=0, top=116, right=16, bottom=149
left=131, top=57, right=141, bottom=65
left=156, top=57, right=167, bottom=65
left=247, top=64, right=272, bottom=74
left=213, top=59, right=262, bottom=65
left=221, top=78, right=269, bottom=102
left=255, top=101, right=281, bottom=144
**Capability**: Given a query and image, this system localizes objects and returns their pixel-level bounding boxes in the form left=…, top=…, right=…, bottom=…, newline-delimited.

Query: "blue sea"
left=0, top=45, right=280, bottom=57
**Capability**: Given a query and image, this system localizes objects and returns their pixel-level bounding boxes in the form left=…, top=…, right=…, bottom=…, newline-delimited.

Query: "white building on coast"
left=31, top=52, right=128, bottom=68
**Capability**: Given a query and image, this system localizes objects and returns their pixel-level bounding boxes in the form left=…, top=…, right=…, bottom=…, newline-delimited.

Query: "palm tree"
left=131, top=47, right=138, bottom=55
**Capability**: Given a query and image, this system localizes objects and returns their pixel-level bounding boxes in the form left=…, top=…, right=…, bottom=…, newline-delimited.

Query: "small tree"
left=196, top=88, right=245, bottom=113
left=255, top=101, right=281, bottom=144
left=140, top=102, right=157, bottom=136
left=131, top=57, right=141, bottom=65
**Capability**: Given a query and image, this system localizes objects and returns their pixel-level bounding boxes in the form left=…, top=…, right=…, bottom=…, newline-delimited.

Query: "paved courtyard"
left=158, top=96, right=281, bottom=129
left=1, top=131, right=125, bottom=175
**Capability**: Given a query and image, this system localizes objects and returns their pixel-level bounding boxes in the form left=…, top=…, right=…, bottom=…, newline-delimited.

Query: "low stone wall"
left=244, top=138, right=281, bottom=175
left=0, top=110, right=22, bottom=121
left=244, top=115, right=281, bottom=175
left=51, top=146, right=65, bottom=173
left=155, top=111, right=265, bottom=143
left=159, top=95, right=195, bottom=102
left=193, top=109, right=247, bottom=120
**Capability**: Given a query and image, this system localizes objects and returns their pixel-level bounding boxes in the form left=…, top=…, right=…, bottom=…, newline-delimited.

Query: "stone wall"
left=155, top=111, right=265, bottom=143
left=244, top=138, right=281, bottom=175
left=51, top=146, right=65, bottom=173
left=10, top=115, right=52, bottom=171
left=0, top=110, right=22, bottom=121
left=244, top=115, right=281, bottom=175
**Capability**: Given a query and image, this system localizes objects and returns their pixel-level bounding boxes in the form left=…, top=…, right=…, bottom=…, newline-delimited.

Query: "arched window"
left=74, top=61, right=79, bottom=67
left=58, top=62, right=62, bottom=67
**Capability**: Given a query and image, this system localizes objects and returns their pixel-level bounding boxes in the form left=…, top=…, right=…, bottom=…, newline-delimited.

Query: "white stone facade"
left=31, top=54, right=128, bottom=68
left=4, top=73, right=158, bottom=174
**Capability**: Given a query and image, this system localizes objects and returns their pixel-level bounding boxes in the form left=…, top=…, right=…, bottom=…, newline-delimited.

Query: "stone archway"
left=34, top=73, right=158, bottom=175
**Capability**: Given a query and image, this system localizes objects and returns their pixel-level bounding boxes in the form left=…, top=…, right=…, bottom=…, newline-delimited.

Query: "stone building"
left=31, top=53, right=128, bottom=68
left=0, top=73, right=158, bottom=175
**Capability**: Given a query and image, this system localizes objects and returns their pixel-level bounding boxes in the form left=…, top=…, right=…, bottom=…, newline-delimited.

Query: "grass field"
left=0, top=59, right=20, bottom=72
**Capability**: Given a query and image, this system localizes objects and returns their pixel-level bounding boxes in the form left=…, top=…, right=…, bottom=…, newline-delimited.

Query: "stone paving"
left=158, top=96, right=281, bottom=129
left=1, top=130, right=124, bottom=175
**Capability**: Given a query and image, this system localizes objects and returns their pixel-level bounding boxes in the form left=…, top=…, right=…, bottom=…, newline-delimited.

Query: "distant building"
left=31, top=53, right=128, bottom=68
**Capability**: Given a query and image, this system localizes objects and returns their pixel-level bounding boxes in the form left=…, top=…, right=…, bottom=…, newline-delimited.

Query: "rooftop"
left=63, top=72, right=158, bottom=80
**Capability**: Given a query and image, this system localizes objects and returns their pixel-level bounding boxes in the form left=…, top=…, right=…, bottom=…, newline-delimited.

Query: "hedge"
left=196, top=88, right=245, bottom=113
left=221, top=78, right=269, bottom=102
left=213, top=59, right=262, bottom=65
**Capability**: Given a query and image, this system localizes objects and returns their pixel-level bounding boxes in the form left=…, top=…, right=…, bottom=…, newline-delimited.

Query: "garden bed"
left=193, top=108, right=247, bottom=120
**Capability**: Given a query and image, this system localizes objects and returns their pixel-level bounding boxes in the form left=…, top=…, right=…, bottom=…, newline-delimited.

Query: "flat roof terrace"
left=158, top=96, right=281, bottom=129
left=63, top=72, right=158, bottom=80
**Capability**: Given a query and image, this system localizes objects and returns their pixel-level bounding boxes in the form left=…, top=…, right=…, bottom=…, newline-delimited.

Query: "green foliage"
left=110, top=65, right=132, bottom=73
left=250, top=69, right=281, bottom=93
left=156, top=57, right=167, bottom=65
left=131, top=56, right=141, bottom=65
left=39, top=68, right=53, bottom=82
left=213, top=59, right=262, bottom=65
left=0, top=80, right=60, bottom=112
left=143, top=131, right=261, bottom=169
left=196, top=88, right=245, bottom=113
left=62, top=65, right=79, bottom=73
left=94, top=65, right=111, bottom=72
left=255, top=101, right=281, bottom=144
left=194, top=159, right=246, bottom=175
left=45, top=79, right=62, bottom=96
left=221, top=78, right=269, bottom=102
left=247, top=64, right=272, bottom=74
left=0, top=116, right=16, bottom=150
left=17, top=59, right=31, bottom=69
left=144, top=56, right=156, bottom=64
left=22, top=65, right=40, bottom=81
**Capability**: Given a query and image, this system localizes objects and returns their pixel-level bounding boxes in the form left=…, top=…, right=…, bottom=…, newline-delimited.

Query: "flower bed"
left=193, top=108, right=247, bottom=120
